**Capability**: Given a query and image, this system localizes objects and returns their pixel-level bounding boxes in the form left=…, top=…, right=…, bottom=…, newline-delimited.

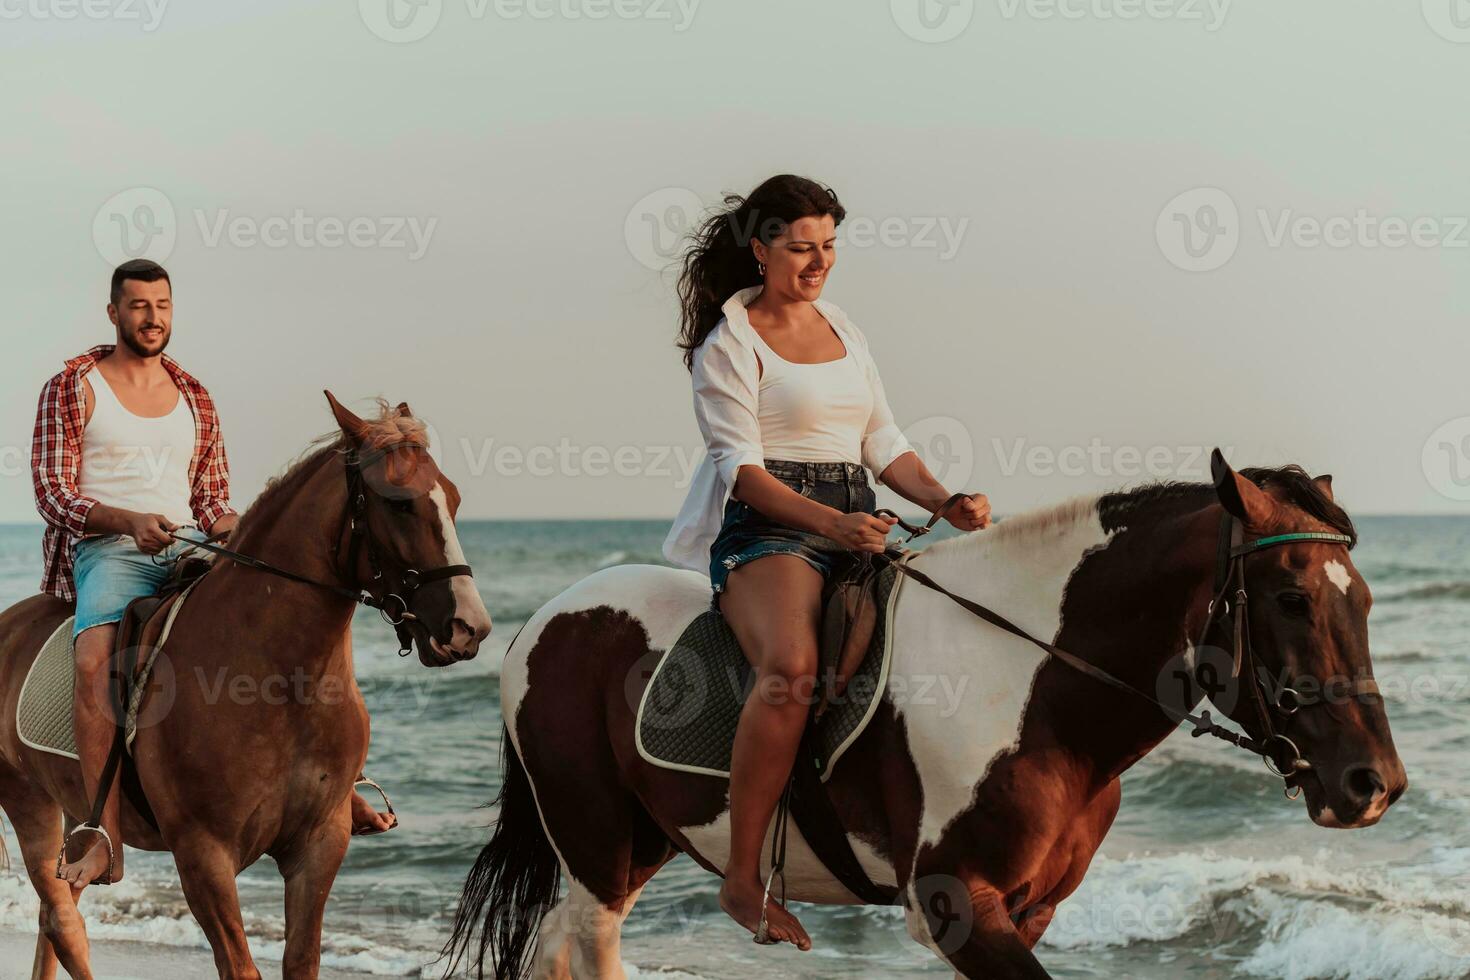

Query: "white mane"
left=917, top=493, right=1103, bottom=563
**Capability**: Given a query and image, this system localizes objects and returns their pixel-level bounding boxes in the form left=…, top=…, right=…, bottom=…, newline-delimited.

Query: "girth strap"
left=787, top=733, right=899, bottom=906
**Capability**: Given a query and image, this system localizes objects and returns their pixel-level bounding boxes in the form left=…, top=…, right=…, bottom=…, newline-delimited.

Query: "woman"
left=662, top=175, right=992, bottom=950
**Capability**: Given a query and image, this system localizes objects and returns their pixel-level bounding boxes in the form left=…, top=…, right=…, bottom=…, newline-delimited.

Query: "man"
left=32, top=260, right=394, bottom=888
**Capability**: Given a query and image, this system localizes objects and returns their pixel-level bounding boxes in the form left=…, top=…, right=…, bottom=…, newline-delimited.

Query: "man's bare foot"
left=719, top=877, right=811, bottom=950
left=58, top=840, right=114, bottom=886
left=349, top=790, right=397, bottom=836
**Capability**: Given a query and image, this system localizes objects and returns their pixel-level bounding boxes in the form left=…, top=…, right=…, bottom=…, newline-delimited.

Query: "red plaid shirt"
left=31, top=345, right=235, bottom=601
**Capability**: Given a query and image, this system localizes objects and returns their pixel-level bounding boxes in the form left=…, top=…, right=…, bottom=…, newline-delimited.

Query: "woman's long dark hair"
left=676, top=174, right=846, bottom=370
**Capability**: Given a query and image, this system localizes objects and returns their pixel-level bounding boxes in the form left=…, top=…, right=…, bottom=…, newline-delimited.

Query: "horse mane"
left=922, top=464, right=1356, bottom=560
left=234, top=399, right=431, bottom=530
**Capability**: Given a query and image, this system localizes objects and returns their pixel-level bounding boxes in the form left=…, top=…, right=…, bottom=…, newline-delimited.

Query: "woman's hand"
left=824, top=511, right=899, bottom=553
left=944, top=493, right=992, bottom=532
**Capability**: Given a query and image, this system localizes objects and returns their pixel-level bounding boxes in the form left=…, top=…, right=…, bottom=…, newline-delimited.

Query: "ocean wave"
left=1041, top=851, right=1470, bottom=979
left=1379, top=582, right=1470, bottom=603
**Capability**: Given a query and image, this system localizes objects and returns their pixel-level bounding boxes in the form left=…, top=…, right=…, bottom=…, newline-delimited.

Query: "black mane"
left=1097, top=465, right=1356, bottom=546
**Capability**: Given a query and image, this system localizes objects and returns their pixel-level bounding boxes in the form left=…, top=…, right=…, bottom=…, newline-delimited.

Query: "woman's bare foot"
left=350, top=790, right=397, bottom=836
left=58, top=841, right=114, bottom=886
left=719, top=877, right=812, bottom=950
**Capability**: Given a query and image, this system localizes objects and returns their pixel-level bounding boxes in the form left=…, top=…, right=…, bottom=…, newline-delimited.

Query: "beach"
left=0, top=929, right=381, bottom=979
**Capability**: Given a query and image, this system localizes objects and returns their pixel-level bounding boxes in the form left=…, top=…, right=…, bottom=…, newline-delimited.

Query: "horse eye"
left=389, top=499, right=415, bottom=515
left=1276, top=592, right=1310, bottom=617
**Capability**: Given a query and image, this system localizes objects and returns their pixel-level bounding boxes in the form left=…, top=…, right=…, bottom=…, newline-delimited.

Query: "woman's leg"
left=715, top=553, right=823, bottom=951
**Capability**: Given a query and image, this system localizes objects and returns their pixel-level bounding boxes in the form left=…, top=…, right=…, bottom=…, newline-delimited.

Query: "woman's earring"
left=758, top=261, right=766, bottom=276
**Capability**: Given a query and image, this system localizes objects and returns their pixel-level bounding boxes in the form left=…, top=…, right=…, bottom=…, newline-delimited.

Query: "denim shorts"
left=72, top=526, right=208, bottom=637
left=708, top=459, right=877, bottom=598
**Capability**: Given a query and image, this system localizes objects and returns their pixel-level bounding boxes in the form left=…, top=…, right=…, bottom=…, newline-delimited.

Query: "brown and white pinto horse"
left=447, top=456, right=1405, bottom=979
left=0, top=393, right=491, bottom=980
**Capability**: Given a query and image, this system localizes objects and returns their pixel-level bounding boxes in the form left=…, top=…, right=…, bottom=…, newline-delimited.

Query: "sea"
left=0, top=516, right=1466, bottom=980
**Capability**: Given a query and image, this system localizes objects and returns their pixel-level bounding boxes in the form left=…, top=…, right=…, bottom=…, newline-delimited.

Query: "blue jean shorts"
left=72, top=526, right=208, bottom=637
left=708, top=459, right=878, bottom=599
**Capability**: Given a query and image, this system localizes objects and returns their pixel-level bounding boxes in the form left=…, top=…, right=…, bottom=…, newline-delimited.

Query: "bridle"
left=881, top=494, right=1371, bottom=791
left=172, top=440, right=473, bottom=657
left=340, top=442, right=474, bottom=654
left=1195, top=513, right=1376, bottom=795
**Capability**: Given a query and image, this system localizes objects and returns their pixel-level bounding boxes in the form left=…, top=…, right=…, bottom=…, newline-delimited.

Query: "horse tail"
left=443, top=725, right=561, bottom=980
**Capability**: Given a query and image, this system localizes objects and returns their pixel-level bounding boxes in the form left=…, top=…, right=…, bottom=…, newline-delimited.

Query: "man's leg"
left=59, top=623, right=123, bottom=886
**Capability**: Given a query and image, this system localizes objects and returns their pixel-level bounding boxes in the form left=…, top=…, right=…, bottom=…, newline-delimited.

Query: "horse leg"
left=171, top=836, right=262, bottom=979
left=532, top=892, right=572, bottom=980
left=277, top=812, right=351, bottom=980
left=905, top=876, right=1053, bottom=980
left=0, top=779, right=95, bottom=980
left=558, top=879, right=647, bottom=980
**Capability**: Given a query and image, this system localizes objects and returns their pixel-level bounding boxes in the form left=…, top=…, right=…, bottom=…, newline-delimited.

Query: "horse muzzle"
left=1292, top=755, right=1407, bottom=829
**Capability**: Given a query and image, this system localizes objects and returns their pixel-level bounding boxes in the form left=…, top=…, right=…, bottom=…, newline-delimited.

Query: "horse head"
left=325, top=391, right=492, bottom=667
left=1208, top=451, right=1406, bottom=828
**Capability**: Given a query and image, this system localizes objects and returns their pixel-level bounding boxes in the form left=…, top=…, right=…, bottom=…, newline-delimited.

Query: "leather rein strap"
left=887, top=501, right=1362, bottom=781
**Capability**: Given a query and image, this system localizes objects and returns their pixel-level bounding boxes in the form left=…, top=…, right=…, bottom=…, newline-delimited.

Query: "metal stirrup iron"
left=56, top=823, right=116, bottom=886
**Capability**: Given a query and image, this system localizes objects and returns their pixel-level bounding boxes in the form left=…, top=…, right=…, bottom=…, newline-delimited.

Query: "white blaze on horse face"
left=429, top=483, right=492, bottom=644
left=890, top=507, right=1114, bottom=850
left=1324, top=559, right=1352, bottom=596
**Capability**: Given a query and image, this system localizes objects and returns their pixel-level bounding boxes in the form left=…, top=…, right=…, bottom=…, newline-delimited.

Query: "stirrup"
left=352, top=776, right=397, bottom=835
left=753, top=867, right=784, bottom=945
left=56, top=823, right=115, bottom=886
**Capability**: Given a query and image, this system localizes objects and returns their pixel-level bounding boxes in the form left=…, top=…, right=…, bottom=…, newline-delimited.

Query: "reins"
left=878, top=494, right=1365, bottom=789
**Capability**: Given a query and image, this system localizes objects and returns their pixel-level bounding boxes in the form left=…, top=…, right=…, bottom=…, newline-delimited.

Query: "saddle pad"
left=16, top=584, right=198, bottom=761
left=636, top=557, right=906, bottom=782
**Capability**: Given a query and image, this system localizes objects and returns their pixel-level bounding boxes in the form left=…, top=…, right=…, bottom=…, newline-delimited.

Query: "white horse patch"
left=1324, top=559, right=1352, bottom=596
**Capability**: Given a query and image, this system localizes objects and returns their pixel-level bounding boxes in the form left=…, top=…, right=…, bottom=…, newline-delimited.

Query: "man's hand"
left=126, top=512, right=178, bottom=554
left=944, top=493, right=992, bottom=532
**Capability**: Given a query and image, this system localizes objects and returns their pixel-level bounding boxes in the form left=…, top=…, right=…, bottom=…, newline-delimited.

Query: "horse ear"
left=1313, top=474, right=1334, bottom=500
left=395, top=401, right=413, bottom=418
left=324, top=390, right=370, bottom=443
left=1211, top=448, right=1273, bottom=526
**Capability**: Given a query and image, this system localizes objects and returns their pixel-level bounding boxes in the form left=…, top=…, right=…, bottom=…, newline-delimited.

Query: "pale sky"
left=2, top=0, right=1466, bottom=522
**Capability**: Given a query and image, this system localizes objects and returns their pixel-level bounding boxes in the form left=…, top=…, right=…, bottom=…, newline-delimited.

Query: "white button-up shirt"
left=662, top=287, right=915, bottom=573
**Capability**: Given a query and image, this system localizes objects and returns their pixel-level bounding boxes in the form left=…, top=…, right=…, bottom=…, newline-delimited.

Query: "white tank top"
left=77, top=370, right=196, bottom=527
left=752, top=324, right=873, bottom=465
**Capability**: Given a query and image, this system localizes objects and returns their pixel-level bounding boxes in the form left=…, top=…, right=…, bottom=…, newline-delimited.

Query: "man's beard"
left=121, top=326, right=169, bottom=358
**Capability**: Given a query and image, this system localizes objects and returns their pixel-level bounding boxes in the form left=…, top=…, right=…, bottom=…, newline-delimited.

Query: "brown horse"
left=0, top=392, right=492, bottom=980
left=446, top=454, right=1405, bottom=979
